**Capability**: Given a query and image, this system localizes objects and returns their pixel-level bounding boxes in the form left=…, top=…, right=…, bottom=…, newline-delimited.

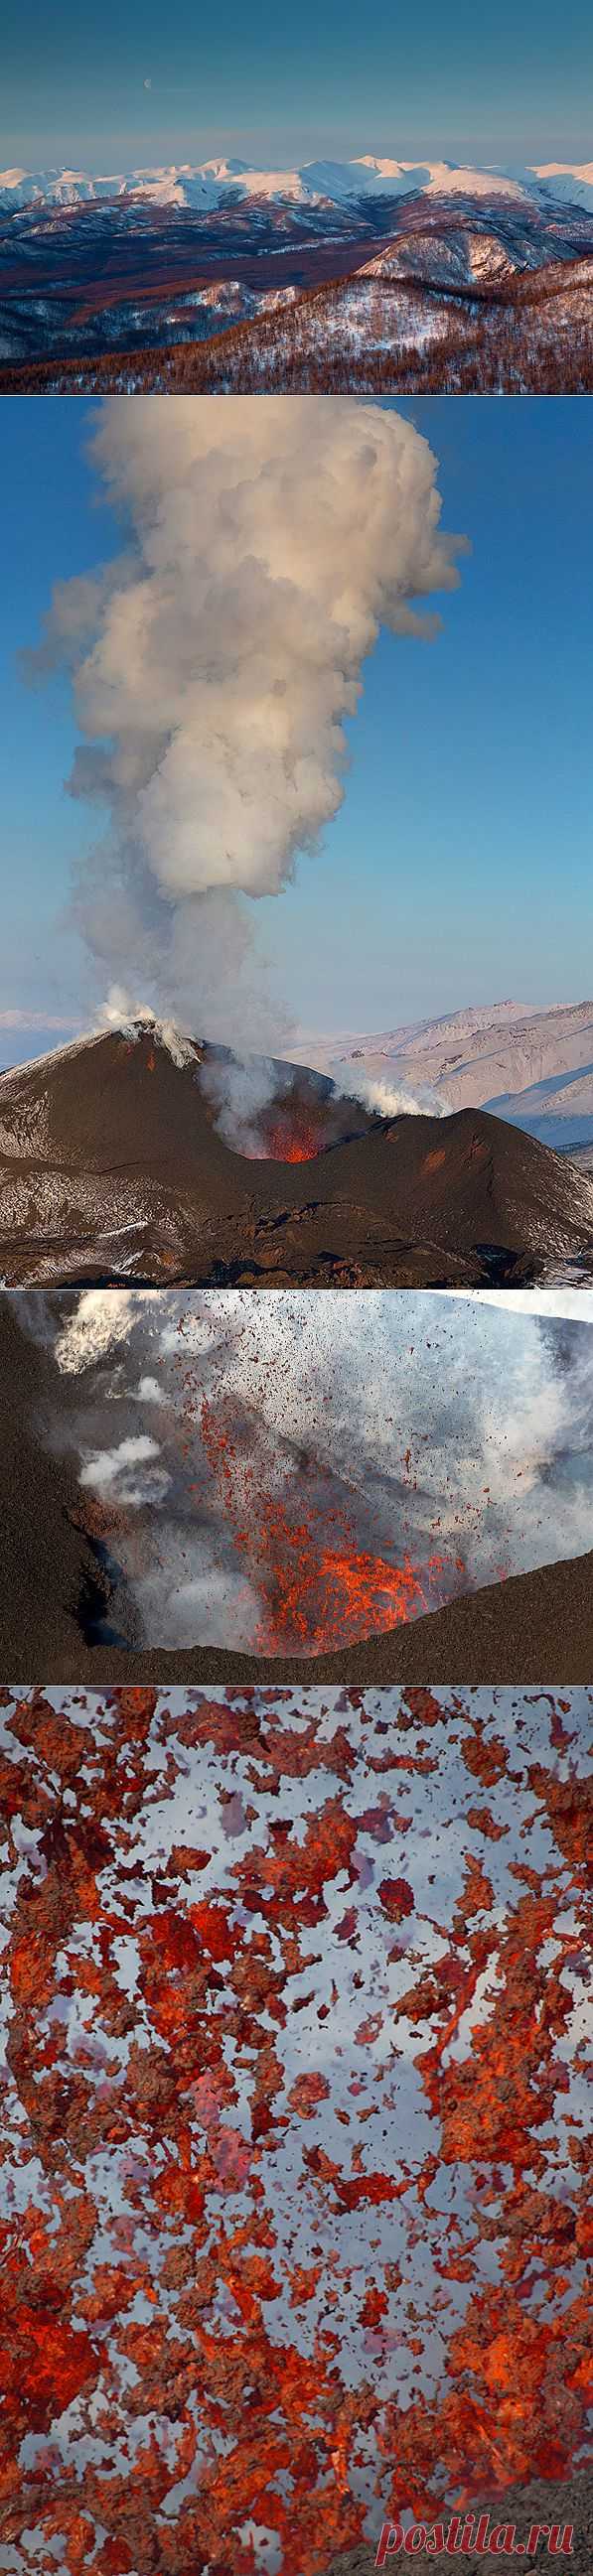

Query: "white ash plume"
left=198, top=1049, right=297, bottom=1152
left=24, top=398, right=465, bottom=1081
left=79, top=1433, right=170, bottom=1506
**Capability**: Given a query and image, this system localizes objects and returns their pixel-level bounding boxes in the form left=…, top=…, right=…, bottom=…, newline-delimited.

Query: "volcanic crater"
left=2, top=1290, right=593, bottom=1687
left=2, top=1019, right=593, bottom=1288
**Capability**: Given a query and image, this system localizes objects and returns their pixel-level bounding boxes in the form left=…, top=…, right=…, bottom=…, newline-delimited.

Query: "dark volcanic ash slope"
left=2, top=1023, right=593, bottom=1288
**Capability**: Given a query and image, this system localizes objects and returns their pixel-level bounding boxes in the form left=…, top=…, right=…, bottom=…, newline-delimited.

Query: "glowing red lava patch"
left=0, top=1685, right=590, bottom=2573
left=198, top=1393, right=461, bottom=1651
left=246, top=1111, right=326, bottom=1161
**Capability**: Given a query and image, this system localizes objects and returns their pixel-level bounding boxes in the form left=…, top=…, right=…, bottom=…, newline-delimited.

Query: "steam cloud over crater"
left=25, top=397, right=463, bottom=1040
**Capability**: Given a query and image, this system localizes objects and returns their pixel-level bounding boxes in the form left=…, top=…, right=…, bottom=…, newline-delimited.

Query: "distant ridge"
left=294, top=998, right=593, bottom=1147
left=3, top=157, right=593, bottom=213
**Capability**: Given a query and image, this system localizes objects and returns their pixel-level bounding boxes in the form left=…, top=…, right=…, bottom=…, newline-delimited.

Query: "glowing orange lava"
left=200, top=1396, right=430, bottom=1651
left=255, top=1513, right=425, bottom=1650
left=251, top=1113, right=323, bottom=1162
left=1, top=1687, right=589, bottom=2576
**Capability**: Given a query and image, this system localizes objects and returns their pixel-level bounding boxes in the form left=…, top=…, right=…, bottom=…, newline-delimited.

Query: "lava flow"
left=200, top=1394, right=452, bottom=1652
left=252, top=1504, right=426, bottom=1651
left=263, top=1114, right=322, bottom=1162
left=247, top=1106, right=327, bottom=1162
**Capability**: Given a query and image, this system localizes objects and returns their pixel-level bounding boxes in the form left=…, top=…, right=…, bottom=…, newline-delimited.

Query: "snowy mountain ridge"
left=2, top=155, right=593, bottom=213
left=291, top=999, right=593, bottom=1148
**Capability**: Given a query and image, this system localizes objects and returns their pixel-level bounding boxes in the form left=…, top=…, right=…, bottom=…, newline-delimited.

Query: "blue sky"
left=1, top=0, right=592, bottom=170
left=0, top=395, right=591, bottom=1061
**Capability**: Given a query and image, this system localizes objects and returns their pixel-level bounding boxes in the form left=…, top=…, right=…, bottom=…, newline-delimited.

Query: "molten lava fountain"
left=200, top=1393, right=460, bottom=1653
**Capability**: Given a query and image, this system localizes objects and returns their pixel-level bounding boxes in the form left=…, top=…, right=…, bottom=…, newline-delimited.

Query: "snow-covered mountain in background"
left=2, top=154, right=593, bottom=214
left=2, top=151, right=591, bottom=388
left=293, top=1001, right=593, bottom=1151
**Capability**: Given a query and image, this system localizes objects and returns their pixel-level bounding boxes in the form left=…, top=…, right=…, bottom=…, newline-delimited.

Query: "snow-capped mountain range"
left=292, top=1000, right=593, bottom=1151
left=2, top=153, right=593, bottom=214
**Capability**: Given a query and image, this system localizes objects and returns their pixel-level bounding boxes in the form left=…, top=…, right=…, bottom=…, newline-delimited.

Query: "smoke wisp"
left=331, top=1061, right=450, bottom=1120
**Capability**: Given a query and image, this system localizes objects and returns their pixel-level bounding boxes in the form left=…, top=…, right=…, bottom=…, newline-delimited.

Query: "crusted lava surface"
left=2, top=1024, right=593, bottom=1288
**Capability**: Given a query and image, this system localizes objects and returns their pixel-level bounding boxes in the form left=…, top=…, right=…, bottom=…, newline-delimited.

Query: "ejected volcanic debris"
left=0, top=1683, right=590, bottom=2572
left=2, top=1285, right=593, bottom=1681
left=2, top=1021, right=593, bottom=1286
